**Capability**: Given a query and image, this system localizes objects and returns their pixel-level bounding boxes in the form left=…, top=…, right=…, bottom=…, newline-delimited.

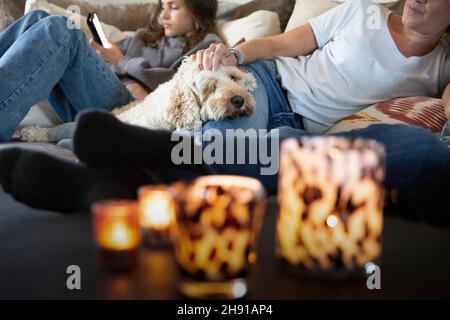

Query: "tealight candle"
left=138, top=185, right=176, bottom=247
left=92, top=200, right=141, bottom=271
left=277, top=137, right=386, bottom=278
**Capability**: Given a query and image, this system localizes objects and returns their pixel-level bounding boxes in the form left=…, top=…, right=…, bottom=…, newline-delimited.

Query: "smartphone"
left=87, top=12, right=108, bottom=47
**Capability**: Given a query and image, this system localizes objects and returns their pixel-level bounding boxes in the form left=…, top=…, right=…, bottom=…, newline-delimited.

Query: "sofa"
left=1, top=0, right=449, bottom=142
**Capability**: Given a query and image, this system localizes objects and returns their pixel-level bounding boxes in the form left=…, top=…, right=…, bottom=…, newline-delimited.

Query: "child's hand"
left=126, top=83, right=149, bottom=101
left=89, top=38, right=123, bottom=65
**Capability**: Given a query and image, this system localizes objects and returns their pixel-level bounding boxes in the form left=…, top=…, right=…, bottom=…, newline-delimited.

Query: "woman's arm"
left=237, top=23, right=319, bottom=63
left=444, top=83, right=450, bottom=120
left=194, top=23, right=319, bottom=71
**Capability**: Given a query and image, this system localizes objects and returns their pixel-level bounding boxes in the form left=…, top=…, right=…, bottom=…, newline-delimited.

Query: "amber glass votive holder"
left=170, top=175, right=267, bottom=299
left=138, top=185, right=176, bottom=248
left=277, top=137, right=386, bottom=279
left=92, top=200, right=141, bottom=272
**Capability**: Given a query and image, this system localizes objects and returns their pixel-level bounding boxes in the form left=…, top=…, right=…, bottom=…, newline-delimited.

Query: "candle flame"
left=141, top=192, right=174, bottom=230
left=100, top=222, right=139, bottom=250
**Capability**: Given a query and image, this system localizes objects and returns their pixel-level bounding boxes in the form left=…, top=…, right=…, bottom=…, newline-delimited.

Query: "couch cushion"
left=0, top=0, right=26, bottom=31
left=216, top=10, right=281, bottom=46
left=227, top=0, right=295, bottom=31
left=326, top=97, right=448, bottom=134
left=45, top=0, right=157, bottom=32
left=25, top=0, right=135, bottom=43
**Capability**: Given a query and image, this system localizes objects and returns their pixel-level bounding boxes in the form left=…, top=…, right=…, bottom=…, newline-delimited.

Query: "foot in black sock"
left=0, top=147, right=155, bottom=213
left=73, top=111, right=208, bottom=173
left=74, top=111, right=175, bottom=167
left=0, top=147, right=22, bottom=194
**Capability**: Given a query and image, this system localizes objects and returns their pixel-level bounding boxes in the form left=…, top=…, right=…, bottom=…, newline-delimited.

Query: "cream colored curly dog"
left=19, top=59, right=257, bottom=142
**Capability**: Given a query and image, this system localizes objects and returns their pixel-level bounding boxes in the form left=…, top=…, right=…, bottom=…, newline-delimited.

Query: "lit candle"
left=277, top=137, right=386, bottom=278
left=92, top=200, right=141, bottom=271
left=138, top=185, right=176, bottom=247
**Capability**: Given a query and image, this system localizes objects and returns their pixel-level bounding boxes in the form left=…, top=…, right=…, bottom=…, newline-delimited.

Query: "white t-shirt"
left=275, top=0, right=450, bottom=134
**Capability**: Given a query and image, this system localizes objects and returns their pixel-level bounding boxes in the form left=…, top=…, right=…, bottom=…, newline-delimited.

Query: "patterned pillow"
left=326, top=97, right=448, bottom=134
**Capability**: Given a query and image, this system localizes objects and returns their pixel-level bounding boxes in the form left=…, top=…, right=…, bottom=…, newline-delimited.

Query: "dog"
left=18, top=58, right=257, bottom=142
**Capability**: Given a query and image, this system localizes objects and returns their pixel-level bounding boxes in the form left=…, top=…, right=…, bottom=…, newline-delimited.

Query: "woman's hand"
left=89, top=38, right=123, bottom=65
left=191, top=43, right=237, bottom=72
left=126, top=83, right=149, bottom=101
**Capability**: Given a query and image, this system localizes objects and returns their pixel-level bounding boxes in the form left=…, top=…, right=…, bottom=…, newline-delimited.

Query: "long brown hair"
left=139, top=0, right=218, bottom=53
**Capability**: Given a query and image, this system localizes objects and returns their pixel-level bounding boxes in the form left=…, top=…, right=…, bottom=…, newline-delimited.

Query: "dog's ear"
left=165, top=87, right=200, bottom=130
left=237, top=67, right=257, bottom=92
left=201, top=79, right=217, bottom=102
left=172, top=57, right=198, bottom=84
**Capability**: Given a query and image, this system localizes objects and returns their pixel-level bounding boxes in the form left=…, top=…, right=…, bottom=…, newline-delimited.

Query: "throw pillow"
left=227, top=0, right=295, bottom=31
left=216, top=10, right=281, bottom=46
left=326, top=97, right=448, bottom=134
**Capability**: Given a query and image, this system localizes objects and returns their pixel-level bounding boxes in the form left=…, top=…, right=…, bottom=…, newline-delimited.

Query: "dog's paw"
left=19, top=126, right=51, bottom=142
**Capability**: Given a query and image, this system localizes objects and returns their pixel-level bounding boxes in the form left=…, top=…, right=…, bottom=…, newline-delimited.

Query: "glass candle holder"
left=170, top=176, right=266, bottom=299
left=92, top=200, right=141, bottom=272
left=138, top=185, right=176, bottom=248
left=277, top=137, right=386, bottom=279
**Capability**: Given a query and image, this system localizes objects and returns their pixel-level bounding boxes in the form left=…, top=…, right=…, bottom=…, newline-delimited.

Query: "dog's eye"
left=229, top=74, right=241, bottom=82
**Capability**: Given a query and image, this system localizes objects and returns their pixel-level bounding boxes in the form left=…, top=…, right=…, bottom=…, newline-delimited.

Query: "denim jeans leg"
left=0, top=10, right=50, bottom=58
left=0, top=13, right=132, bottom=141
left=205, top=124, right=450, bottom=227
left=245, top=60, right=304, bottom=130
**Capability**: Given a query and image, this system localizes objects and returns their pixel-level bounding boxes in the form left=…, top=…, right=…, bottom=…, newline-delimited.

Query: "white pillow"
left=285, top=0, right=339, bottom=32
left=285, top=0, right=401, bottom=32
left=25, top=0, right=134, bottom=43
left=216, top=10, right=281, bottom=46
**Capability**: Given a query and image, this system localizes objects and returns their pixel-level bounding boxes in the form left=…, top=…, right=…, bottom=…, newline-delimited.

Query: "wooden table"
left=2, top=190, right=450, bottom=300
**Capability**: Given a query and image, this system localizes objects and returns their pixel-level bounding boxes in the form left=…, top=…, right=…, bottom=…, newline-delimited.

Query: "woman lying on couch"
left=0, top=0, right=221, bottom=142
left=0, top=0, right=450, bottom=229
left=192, top=0, right=450, bottom=135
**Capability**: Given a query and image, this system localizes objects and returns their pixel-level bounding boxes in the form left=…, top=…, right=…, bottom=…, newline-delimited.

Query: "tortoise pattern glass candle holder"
left=92, top=200, right=141, bottom=272
left=138, top=185, right=176, bottom=248
left=277, top=137, right=386, bottom=279
left=171, top=176, right=266, bottom=299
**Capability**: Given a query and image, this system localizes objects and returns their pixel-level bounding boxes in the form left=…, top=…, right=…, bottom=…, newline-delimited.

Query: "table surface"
left=1, top=189, right=450, bottom=300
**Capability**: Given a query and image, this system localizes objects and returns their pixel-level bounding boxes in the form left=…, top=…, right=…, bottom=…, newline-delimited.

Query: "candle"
left=277, top=137, right=386, bottom=278
left=92, top=200, right=141, bottom=271
left=170, top=176, right=266, bottom=299
left=138, top=185, right=176, bottom=247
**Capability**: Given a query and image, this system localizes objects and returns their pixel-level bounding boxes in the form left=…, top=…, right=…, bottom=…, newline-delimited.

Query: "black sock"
left=73, top=110, right=209, bottom=173
left=0, top=147, right=155, bottom=213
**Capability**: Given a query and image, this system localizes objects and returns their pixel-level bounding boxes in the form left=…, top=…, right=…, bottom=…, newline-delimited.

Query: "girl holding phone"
left=0, top=0, right=220, bottom=142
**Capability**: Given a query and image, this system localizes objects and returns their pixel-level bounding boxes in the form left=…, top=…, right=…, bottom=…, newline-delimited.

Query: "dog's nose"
left=231, top=96, right=245, bottom=109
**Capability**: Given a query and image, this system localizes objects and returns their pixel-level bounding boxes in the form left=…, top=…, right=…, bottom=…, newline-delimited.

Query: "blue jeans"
left=201, top=60, right=303, bottom=134
left=0, top=10, right=133, bottom=142
left=441, top=121, right=450, bottom=147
